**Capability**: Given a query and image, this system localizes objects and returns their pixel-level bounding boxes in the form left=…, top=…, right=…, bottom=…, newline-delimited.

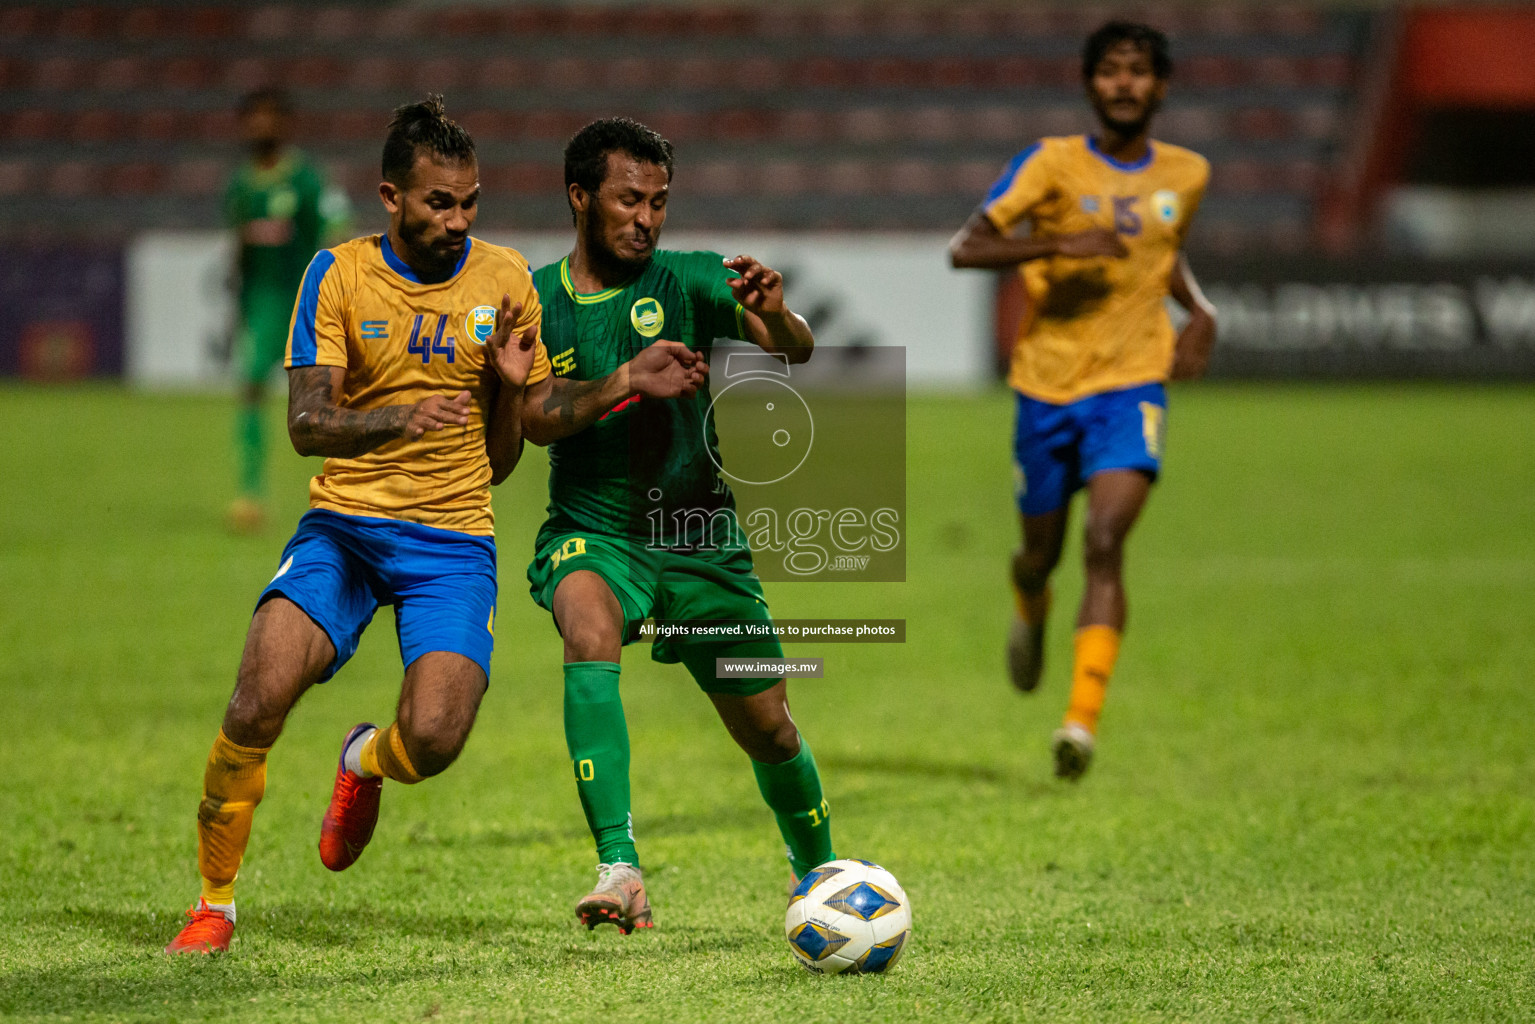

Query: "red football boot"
left=318, top=723, right=383, bottom=871
left=164, top=899, right=234, bottom=954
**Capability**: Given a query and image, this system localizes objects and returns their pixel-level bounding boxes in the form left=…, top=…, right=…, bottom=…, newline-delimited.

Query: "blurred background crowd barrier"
left=4, top=1, right=1534, bottom=386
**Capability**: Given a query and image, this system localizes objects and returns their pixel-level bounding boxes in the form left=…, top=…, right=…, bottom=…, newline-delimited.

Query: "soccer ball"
left=785, top=859, right=911, bottom=974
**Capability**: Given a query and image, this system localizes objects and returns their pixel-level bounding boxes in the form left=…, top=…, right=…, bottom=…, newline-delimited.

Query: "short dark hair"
left=239, top=86, right=291, bottom=119
left=564, top=117, right=674, bottom=220
left=1082, top=21, right=1172, bottom=80
left=381, top=94, right=476, bottom=186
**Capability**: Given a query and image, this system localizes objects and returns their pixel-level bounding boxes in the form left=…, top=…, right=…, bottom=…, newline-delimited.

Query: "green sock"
left=562, top=662, right=638, bottom=867
left=236, top=405, right=263, bottom=497
left=752, top=737, right=834, bottom=878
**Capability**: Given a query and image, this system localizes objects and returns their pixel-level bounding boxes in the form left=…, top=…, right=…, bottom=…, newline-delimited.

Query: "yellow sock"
left=1064, top=625, right=1121, bottom=734
left=1012, top=582, right=1051, bottom=626
left=197, top=730, right=269, bottom=905
left=360, top=723, right=424, bottom=784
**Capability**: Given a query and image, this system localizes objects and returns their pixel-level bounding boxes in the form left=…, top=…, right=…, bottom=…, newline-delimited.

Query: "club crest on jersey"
left=1152, top=189, right=1180, bottom=224
left=466, top=305, right=498, bottom=345
left=630, top=297, right=664, bottom=338
left=1080, top=195, right=1100, bottom=213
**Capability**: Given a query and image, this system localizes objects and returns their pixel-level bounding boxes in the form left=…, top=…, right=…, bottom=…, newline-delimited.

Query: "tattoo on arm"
left=287, top=365, right=409, bottom=458
left=539, top=376, right=607, bottom=429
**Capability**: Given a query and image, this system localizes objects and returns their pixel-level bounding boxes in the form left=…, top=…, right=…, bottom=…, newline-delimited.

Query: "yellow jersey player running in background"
left=950, top=21, right=1217, bottom=780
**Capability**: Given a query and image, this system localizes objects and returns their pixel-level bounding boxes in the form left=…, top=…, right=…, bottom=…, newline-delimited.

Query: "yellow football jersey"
left=285, top=234, right=551, bottom=536
left=984, top=135, right=1209, bottom=404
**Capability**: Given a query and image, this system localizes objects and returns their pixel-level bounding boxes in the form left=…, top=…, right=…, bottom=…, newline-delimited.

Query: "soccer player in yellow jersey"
left=950, top=22, right=1218, bottom=780
left=166, top=97, right=704, bottom=954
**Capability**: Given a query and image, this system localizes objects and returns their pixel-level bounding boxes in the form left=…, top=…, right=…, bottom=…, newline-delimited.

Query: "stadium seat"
left=46, top=161, right=101, bottom=198
left=0, top=161, right=32, bottom=197
left=0, top=1, right=1370, bottom=243
left=170, top=158, right=226, bottom=197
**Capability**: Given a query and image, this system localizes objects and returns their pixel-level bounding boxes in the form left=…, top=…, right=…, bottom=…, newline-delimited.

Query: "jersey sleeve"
left=683, top=251, right=747, bottom=342
left=982, top=142, right=1053, bottom=233
left=514, top=282, right=552, bottom=386
left=285, top=249, right=349, bottom=368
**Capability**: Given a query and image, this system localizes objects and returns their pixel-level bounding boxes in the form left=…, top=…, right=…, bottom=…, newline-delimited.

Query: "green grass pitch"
left=0, top=383, right=1531, bottom=1022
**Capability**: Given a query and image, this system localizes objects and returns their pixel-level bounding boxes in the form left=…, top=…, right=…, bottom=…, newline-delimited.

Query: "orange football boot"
left=164, top=899, right=234, bottom=954
left=318, top=723, right=383, bottom=871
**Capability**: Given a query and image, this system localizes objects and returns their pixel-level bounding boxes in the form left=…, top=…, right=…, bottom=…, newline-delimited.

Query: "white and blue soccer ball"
left=785, top=859, right=911, bottom=974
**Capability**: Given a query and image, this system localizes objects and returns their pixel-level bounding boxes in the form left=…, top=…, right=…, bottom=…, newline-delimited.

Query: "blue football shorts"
left=1012, top=382, right=1168, bottom=517
left=256, top=509, right=497, bottom=682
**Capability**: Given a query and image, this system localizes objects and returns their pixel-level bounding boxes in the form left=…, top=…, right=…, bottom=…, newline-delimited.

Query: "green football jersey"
left=532, top=250, right=747, bottom=544
left=223, top=150, right=343, bottom=310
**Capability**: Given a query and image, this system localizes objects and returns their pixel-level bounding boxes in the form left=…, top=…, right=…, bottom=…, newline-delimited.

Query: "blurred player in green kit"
left=225, top=87, right=350, bottom=532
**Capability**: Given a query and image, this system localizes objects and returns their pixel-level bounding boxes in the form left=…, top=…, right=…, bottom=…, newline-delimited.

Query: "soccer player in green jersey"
left=520, top=118, right=834, bottom=933
left=225, top=87, right=350, bottom=531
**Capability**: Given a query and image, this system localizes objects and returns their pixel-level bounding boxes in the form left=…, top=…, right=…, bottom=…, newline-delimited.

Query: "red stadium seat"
left=55, top=6, right=116, bottom=38
left=823, top=159, right=878, bottom=197
left=688, top=160, right=742, bottom=197
left=1294, top=104, right=1341, bottom=141
left=1211, top=160, right=1268, bottom=194
left=1231, top=107, right=1295, bottom=142
left=30, top=56, right=88, bottom=92
left=103, top=162, right=163, bottom=197
left=643, top=110, right=708, bottom=143
left=794, top=57, right=857, bottom=90
left=412, top=57, right=472, bottom=92
left=888, top=159, right=945, bottom=197
left=601, top=58, right=661, bottom=92
left=170, top=159, right=227, bottom=198
left=70, top=110, right=123, bottom=144
left=135, top=110, right=184, bottom=143
left=187, top=7, right=240, bottom=39
left=220, top=57, right=273, bottom=91
left=313, top=6, right=367, bottom=40
left=0, top=7, right=43, bottom=38
left=968, top=105, right=1024, bottom=145
left=838, top=107, right=898, bottom=144
left=346, top=56, right=407, bottom=91
left=0, top=160, right=31, bottom=198
left=162, top=57, right=216, bottom=90
left=246, top=5, right=302, bottom=41
left=289, top=57, right=345, bottom=90
left=776, top=110, right=836, bottom=143
left=9, top=109, right=64, bottom=141
left=368, top=7, right=423, bottom=39
left=93, top=56, right=149, bottom=91
left=908, top=105, right=965, bottom=143
left=758, top=160, right=812, bottom=198
left=1158, top=105, right=1225, bottom=144
left=730, top=57, right=788, bottom=92
left=482, top=162, right=562, bottom=196
left=120, top=6, right=169, bottom=39
left=667, top=57, right=732, bottom=92
left=955, top=159, right=1007, bottom=196
left=46, top=161, right=102, bottom=199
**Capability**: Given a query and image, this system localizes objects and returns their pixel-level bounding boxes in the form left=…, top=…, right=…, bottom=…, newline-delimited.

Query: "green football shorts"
left=239, top=287, right=296, bottom=386
left=527, top=529, right=784, bottom=696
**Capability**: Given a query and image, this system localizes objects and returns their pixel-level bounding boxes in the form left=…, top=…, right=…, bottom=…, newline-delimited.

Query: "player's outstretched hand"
left=628, top=340, right=708, bottom=400
left=1054, top=228, right=1129, bottom=259
left=404, top=390, right=472, bottom=439
left=486, top=293, right=540, bottom=388
left=724, top=255, right=787, bottom=316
